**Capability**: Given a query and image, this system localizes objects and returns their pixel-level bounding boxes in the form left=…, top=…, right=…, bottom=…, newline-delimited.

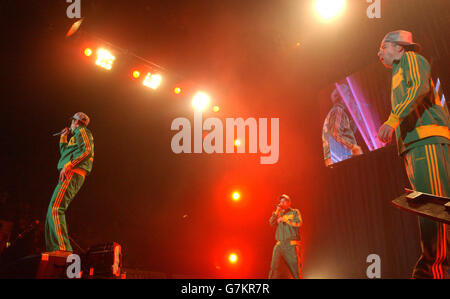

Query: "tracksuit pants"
left=268, top=240, right=302, bottom=279
left=403, top=143, right=450, bottom=279
left=45, top=170, right=85, bottom=252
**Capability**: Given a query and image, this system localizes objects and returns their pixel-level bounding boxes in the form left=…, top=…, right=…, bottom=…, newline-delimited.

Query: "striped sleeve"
left=384, top=52, right=431, bottom=129
left=66, top=127, right=93, bottom=168
left=286, top=209, right=302, bottom=228
left=59, top=135, right=68, bottom=154
left=322, top=113, right=331, bottom=161
left=330, top=107, right=356, bottom=150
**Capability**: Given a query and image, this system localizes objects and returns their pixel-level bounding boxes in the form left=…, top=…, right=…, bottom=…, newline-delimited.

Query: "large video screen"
left=319, top=61, right=448, bottom=167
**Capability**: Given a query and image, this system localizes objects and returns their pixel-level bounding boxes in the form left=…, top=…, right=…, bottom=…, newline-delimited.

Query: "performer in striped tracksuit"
left=377, top=30, right=450, bottom=279
left=268, top=194, right=303, bottom=279
left=45, top=112, right=94, bottom=254
left=322, top=84, right=363, bottom=166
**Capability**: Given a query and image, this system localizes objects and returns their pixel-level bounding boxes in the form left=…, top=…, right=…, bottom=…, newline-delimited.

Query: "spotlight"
left=84, top=48, right=93, bottom=57
left=213, top=105, right=220, bottom=112
left=231, top=191, right=240, bottom=201
left=192, top=92, right=210, bottom=111
left=315, top=0, right=346, bottom=21
left=95, top=48, right=115, bottom=70
left=132, top=70, right=141, bottom=79
left=143, top=73, right=162, bottom=89
left=234, top=139, right=241, bottom=147
left=174, top=87, right=181, bottom=95
left=228, top=253, right=238, bottom=264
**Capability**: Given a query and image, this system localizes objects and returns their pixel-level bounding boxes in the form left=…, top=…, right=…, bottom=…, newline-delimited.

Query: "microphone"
left=52, top=128, right=68, bottom=136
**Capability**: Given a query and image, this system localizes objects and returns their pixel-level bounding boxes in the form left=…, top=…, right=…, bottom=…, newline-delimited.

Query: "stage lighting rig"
left=95, top=48, right=116, bottom=70
left=143, top=73, right=163, bottom=89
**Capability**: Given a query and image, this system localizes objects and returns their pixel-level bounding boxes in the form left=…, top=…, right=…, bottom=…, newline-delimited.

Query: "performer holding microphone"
left=44, top=112, right=94, bottom=255
left=268, top=194, right=303, bottom=279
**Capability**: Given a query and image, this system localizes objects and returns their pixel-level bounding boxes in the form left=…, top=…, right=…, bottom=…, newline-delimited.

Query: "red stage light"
left=229, top=253, right=238, bottom=264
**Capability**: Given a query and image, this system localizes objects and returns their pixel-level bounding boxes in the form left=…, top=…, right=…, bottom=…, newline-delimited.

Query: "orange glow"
left=213, top=105, right=220, bottom=112
left=132, top=70, right=141, bottom=79
left=84, top=48, right=93, bottom=57
left=174, top=87, right=181, bottom=94
left=229, top=253, right=238, bottom=264
left=232, top=192, right=240, bottom=201
left=234, top=139, right=241, bottom=147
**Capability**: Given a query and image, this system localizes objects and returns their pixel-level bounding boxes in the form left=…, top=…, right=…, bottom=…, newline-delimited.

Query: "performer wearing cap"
left=377, top=30, right=450, bottom=278
left=268, top=194, right=303, bottom=279
left=44, top=112, right=94, bottom=254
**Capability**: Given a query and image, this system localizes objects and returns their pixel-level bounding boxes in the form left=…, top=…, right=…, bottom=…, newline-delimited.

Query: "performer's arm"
left=269, top=209, right=281, bottom=227
left=383, top=52, right=431, bottom=129
left=330, top=108, right=358, bottom=151
left=322, top=129, right=331, bottom=164
left=64, top=127, right=93, bottom=169
left=59, top=127, right=70, bottom=153
left=59, top=135, right=68, bottom=153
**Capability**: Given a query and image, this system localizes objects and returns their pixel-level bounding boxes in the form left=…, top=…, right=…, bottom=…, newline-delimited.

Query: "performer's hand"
left=275, top=205, right=283, bottom=215
left=351, top=145, right=363, bottom=156
left=61, top=127, right=70, bottom=136
left=59, top=168, right=66, bottom=182
left=378, top=124, right=394, bottom=144
left=277, top=217, right=283, bottom=224
left=59, top=164, right=72, bottom=182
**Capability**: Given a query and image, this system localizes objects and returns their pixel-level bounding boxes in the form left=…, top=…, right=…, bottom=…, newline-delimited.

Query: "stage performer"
left=377, top=30, right=450, bottom=279
left=45, top=112, right=94, bottom=255
left=322, top=84, right=363, bottom=166
left=268, top=194, right=303, bottom=279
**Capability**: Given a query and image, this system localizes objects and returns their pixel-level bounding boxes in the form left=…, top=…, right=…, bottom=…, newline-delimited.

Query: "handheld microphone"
left=52, top=128, right=68, bottom=136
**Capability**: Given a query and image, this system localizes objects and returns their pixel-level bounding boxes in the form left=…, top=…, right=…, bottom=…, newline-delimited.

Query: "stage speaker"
left=85, top=242, right=122, bottom=279
left=36, top=253, right=70, bottom=278
left=0, top=253, right=70, bottom=279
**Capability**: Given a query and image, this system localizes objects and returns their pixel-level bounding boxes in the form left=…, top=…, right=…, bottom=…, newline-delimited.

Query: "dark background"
left=0, top=0, right=448, bottom=278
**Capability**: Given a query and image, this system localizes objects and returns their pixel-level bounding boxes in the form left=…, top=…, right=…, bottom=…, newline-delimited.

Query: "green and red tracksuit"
left=45, top=125, right=94, bottom=252
left=384, top=51, right=450, bottom=279
left=268, top=208, right=303, bottom=279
